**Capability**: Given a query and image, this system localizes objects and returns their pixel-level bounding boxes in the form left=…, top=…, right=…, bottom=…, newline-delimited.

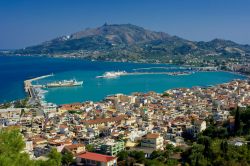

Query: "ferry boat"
left=46, top=79, right=83, bottom=88
left=96, top=71, right=127, bottom=78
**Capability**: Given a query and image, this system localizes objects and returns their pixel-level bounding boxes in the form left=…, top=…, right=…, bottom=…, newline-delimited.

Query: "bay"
left=0, top=56, right=246, bottom=104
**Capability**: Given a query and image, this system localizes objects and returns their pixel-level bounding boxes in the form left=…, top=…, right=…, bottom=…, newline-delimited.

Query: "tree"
left=166, top=144, right=175, bottom=152
left=145, top=159, right=165, bottom=166
left=0, top=128, right=25, bottom=154
left=0, top=128, right=67, bottom=166
left=150, top=150, right=163, bottom=159
left=117, top=134, right=124, bottom=140
left=187, top=144, right=206, bottom=166
left=62, top=151, right=74, bottom=166
left=166, top=158, right=178, bottom=166
left=220, top=140, right=228, bottom=157
left=234, top=107, right=241, bottom=135
left=85, top=144, right=95, bottom=152
left=21, top=109, right=25, bottom=117
left=0, top=128, right=36, bottom=166
left=162, top=93, right=170, bottom=97
left=14, top=98, right=28, bottom=108
left=0, top=102, right=11, bottom=108
left=47, top=148, right=62, bottom=166
left=129, top=151, right=145, bottom=163
left=202, top=125, right=228, bottom=139
left=164, top=144, right=175, bottom=159
left=117, top=151, right=128, bottom=161
left=197, top=136, right=211, bottom=157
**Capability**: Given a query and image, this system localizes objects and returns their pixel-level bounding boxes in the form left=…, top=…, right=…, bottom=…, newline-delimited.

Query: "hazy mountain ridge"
left=9, top=23, right=250, bottom=63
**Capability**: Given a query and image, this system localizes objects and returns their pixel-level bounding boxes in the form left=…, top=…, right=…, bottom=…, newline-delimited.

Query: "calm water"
left=0, top=56, right=246, bottom=104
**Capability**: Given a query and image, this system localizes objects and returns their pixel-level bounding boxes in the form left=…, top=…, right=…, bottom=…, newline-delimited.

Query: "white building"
left=141, top=133, right=164, bottom=150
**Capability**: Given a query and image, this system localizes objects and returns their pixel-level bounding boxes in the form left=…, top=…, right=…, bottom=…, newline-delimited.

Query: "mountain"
left=69, top=23, right=171, bottom=44
left=9, top=23, right=250, bottom=64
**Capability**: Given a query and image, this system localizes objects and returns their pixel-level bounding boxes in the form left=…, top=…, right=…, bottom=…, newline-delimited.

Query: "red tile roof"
left=145, top=133, right=160, bottom=139
left=64, top=143, right=85, bottom=150
left=77, top=152, right=116, bottom=163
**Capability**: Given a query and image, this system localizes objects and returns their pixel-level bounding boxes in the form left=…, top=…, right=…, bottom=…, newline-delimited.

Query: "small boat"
left=96, top=71, right=127, bottom=78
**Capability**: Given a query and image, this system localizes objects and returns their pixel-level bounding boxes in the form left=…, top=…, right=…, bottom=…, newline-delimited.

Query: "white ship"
left=46, top=79, right=83, bottom=88
left=96, top=71, right=127, bottom=78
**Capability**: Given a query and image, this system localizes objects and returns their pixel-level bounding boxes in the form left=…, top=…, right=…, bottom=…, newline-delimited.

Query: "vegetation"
left=0, top=102, right=11, bottom=108
left=46, top=148, right=62, bottom=166
left=162, top=92, right=170, bottom=97
left=182, top=106, right=250, bottom=166
left=183, top=138, right=250, bottom=166
left=85, top=144, right=95, bottom=152
left=0, top=128, right=35, bottom=166
left=235, top=106, right=250, bottom=135
left=62, top=151, right=74, bottom=166
left=0, top=128, right=65, bottom=166
left=13, top=98, right=29, bottom=108
left=117, top=145, right=180, bottom=166
left=68, top=110, right=82, bottom=114
left=234, top=106, right=241, bottom=135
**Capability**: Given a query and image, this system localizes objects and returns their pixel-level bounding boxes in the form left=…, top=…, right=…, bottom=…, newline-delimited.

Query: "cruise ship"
left=96, top=71, right=127, bottom=78
left=46, top=79, right=83, bottom=88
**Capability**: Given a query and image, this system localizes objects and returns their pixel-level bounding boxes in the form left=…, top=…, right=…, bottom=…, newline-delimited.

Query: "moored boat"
left=96, top=71, right=127, bottom=78
left=46, top=79, right=83, bottom=88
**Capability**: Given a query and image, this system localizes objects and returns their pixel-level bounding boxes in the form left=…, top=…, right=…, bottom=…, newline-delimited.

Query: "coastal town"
left=2, top=0, right=250, bottom=165
left=0, top=78, right=249, bottom=165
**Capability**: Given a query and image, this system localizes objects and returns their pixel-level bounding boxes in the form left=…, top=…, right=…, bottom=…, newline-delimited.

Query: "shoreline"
left=30, top=77, right=247, bottom=106
left=7, top=71, right=248, bottom=106
left=0, top=54, right=188, bottom=66
left=1, top=54, right=249, bottom=78
left=0, top=55, right=248, bottom=105
left=24, top=74, right=53, bottom=105
left=218, top=70, right=250, bottom=79
left=24, top=74, right=53, bottom=92
left=30, top=71, right=247, bottom=106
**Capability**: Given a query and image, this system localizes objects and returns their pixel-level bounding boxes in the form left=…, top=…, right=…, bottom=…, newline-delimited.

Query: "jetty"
left=97, top=71, right=194, bottom=78
left=125, top=71, right=193, bottom=76
left=24, top=74, right=53, bottom=105
left=132, top=66, right=189, bottom=71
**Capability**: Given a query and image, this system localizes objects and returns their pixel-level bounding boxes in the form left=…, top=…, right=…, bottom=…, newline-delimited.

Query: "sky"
left=0, top=0, right=250, bottom=49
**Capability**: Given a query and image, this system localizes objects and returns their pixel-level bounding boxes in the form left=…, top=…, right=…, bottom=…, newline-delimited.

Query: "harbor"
left=24, top=74, right=53, bottom=105
left=96, top=71, right=194, bottom=79
left=24, top=74, right=84, bottom=106
left=125, top=71, right=194, bottom=76
left=132, top=66, right=190, bottom=71
left=7, top=57, right=243, bottom=105
left=46, top=79, right=83, bottom=88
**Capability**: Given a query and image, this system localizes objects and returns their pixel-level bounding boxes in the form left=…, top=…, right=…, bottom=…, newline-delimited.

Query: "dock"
left=125, top=71, right=193, bottom=76
left=96, top=71, right=194, bottom=78
left=24, top=74, right=53, bottom=105
left=132, top=66, right=189, bottom=71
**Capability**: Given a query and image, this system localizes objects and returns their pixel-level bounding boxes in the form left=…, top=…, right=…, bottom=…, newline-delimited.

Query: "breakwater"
left=24, top=74, right=53, bottom=104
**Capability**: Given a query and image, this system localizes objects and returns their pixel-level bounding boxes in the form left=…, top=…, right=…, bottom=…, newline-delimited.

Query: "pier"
left=96, top=71, right=194, bottom=78
left=125, top=71, right=193, bottom=76
left=132, top=66, right=189, bottom=71
left=24, top=74, right=53, bottom=105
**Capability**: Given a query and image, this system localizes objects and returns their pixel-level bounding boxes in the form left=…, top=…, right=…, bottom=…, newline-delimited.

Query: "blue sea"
left=0, top=56, right=246, bottom=105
